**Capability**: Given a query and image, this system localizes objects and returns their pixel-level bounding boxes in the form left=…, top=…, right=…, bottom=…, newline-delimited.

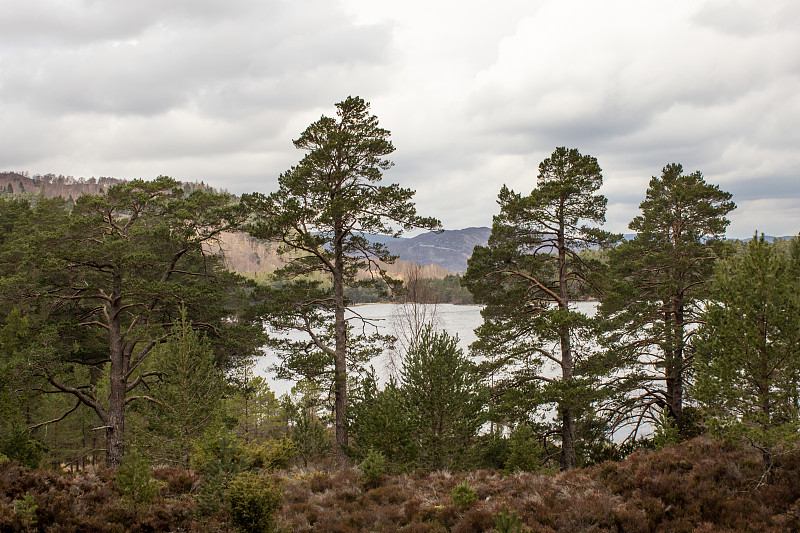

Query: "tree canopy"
left=0, top=177, right=257, bottom=466
left=693, top=235, right=800, bottom=475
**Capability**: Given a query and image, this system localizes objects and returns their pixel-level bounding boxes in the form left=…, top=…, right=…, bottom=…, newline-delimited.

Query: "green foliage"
left=227, top=472, right=282, bottom=533
left=0, top=307, right=44, bottom=466
left=291, top=414, right=331, bottom=467
left=505, top=425, right=544, bottom=472
left=133, top=307, right=225, bottom=467
left=599, top=163, right=735, bottom=437
left=652, top=408, right=680, bottom=450
left=349, top=370, right=415, bottom=467
left=243, top=96, right=441, bottom=449
left=12, top=491, right=38, bottom=530
left=114, top=448, right=160, bottom=509
left=449, top=481, right=478, bottom=507
left=191, top=426, right=244, bottom=513
left=693, top=235, right=800, bottom=472
left=243, top=437, right=295, bottom=471
left=360, top=448, right=387, bottom=488
left=0, top=178, right=257, bottom=467
left=493, top=504, right=525, bottom=533
left=390, top=274, right=473, bottom=305
left=464, top=148, right=618, bottom=470
left=227, top=366, right=288, bottom=443
left=0, top=426, right=45, bottom=469
left=400, top=325, right=486, bottom=470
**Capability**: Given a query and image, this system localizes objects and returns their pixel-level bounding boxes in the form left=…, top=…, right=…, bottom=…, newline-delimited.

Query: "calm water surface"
left=257, top=302, right=597, bottom=395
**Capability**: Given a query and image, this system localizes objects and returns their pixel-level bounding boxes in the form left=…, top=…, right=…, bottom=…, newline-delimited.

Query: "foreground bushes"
left=274, top=438, right=800, bottom=532
left=0, top=460, right=233, bottom=532
left=2, top=438, right=800, bottom=531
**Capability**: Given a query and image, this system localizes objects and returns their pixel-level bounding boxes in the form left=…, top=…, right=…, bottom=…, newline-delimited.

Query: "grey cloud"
left=0, top=0, right=260, bottom=48
left=0, top=0, right=394, bottom=118
left=1, top=0, right=798, bottom=238
left=692, top=1, right=766, bottom=37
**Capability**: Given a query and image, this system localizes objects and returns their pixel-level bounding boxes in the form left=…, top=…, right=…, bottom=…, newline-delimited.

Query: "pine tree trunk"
left=333, top=224, right=348, bottom=454
left=664, top=303, right=684, bottom=430
left=106, top=285, right=126, bottom=468
left=557, top=213, right=577, bottom=470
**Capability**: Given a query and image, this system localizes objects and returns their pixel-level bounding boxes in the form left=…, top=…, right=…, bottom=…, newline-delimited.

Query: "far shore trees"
left=463, top=147, right=619, bottom=470
left=243, top=96, right=441, bottom=453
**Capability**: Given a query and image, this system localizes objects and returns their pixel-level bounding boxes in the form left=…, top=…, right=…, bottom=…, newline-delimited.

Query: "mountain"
left=375, top=227, right=491, bottom=273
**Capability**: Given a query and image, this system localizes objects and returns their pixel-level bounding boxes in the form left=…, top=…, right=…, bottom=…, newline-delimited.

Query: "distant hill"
left=0, top=171, right=214, bottom=202
left=739, top=234, right=796, bottom=242
left=219, top=232, right=453, bottom=281
left=375, top=227, right=492, bottom=273
left=0, top=171, right=122, bottom=199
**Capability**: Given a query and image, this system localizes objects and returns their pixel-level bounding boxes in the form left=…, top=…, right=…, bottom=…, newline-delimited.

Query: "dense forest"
left=1, top=97, right=799, bottom=532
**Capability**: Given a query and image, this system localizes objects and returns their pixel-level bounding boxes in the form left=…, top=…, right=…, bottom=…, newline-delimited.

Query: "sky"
left=1, top=0, right=798, bottom=238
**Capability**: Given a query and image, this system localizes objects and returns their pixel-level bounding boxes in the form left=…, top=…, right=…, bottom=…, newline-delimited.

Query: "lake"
left=256, top=302, right=598, bottom=396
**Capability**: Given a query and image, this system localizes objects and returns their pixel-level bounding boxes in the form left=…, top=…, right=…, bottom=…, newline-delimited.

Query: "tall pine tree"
left=694, top=235, right=800, bottom=475
left=244, top=97, right=440, bottom=452
left=464, top=147, right=618, bottom=470
left=599, top=164, right=735, bottom=437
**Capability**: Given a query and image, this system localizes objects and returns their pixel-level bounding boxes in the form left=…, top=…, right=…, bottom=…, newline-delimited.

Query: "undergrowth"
left=2, top=438, right=800, bottom=532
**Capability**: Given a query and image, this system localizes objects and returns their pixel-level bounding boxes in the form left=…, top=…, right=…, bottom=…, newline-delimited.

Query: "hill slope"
left=377, top=227, right=491, bottom=273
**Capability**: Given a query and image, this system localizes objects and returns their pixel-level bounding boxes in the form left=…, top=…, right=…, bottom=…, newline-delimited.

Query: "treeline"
left=1, top=97, right=799, bottom=531
left=343, top=274, right=473, bottom=304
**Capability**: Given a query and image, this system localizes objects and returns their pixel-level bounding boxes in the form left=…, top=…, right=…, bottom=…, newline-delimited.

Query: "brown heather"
left=272, top=439, right=800, bottom=532
left=2, top=438, right=800, bottom=531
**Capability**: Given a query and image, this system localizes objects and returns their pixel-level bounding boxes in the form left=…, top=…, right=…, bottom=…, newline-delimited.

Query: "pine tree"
left=133, top=308, right=224, bottom=467
left=1, top=178, right=256, bottom=467
left=463, top=147, right=618, bottom=470
left=399, top=326, right=485, bottom=470
left=599, top=164, right=735, bottom=437
left=244, top=97, right=440, bottom=452
left=693, top=235, right=800, bottom=475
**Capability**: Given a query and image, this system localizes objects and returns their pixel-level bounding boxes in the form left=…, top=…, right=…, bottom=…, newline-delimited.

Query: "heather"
left=3, top=438, right=800, bottom=532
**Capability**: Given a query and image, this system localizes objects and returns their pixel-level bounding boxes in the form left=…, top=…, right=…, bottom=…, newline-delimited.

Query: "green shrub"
left=114, top=449, right=160, bottom=509
left=360, top=448, right=387, bottom=488
left=191, top=426, right=244, bottom=513
left=244, top=436, right=295, bottom=471
left=292, top=415, right=330, bottom=466
left=493, top=504, right=525, bottom=533
left=191, top=426, right=243, bottom=475
left=506, top=425, right=544, bottom=472
left=12, top=491, right=38, bottom=530
left=449, top=481, right=477, bottom=507
left=0, top=427, right=45, bottom=469
left=227, top=472, right=282, bottom=533
left=653, top=408, right=680, bottom=450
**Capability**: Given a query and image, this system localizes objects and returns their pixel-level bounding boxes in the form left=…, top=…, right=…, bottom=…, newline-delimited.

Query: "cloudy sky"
left=1, top=0, right=798, bottom=237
